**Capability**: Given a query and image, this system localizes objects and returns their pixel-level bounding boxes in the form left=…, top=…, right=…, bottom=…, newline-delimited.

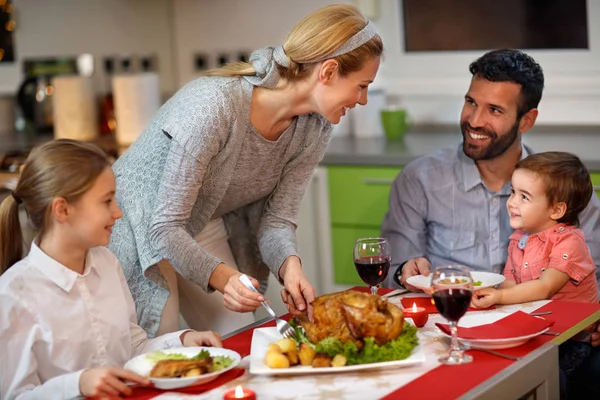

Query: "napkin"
left=401, top=297, right=495, bottom=313
left=435, top=311, right=554, bottom=339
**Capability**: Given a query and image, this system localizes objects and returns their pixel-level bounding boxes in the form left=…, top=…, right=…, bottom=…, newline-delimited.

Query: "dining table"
left=105, top=287, right=600, bottom=400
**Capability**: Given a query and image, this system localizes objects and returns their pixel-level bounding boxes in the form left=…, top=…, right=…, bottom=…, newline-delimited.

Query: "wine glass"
left=353, top=237, right=391, bottom=296
left=431, top=265, right=474, bottom=365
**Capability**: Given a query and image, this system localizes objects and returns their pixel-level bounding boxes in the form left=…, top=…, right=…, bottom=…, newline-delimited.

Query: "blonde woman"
left=109, top=4, right=383, bottom=337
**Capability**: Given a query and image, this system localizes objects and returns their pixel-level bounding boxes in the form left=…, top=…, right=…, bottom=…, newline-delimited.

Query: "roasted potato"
left=268, top=343, right=282, bottom=354
left=286, top=348, right=299, bottom=366
left=276, top=338, right=297, bottom=353
left=331, top=354, right=347, bottom=367
left=298, top=343, right=316, bottom=366
left=265, top=349, right=290, bottom=369
left=312, top=353, right=332, bottom=368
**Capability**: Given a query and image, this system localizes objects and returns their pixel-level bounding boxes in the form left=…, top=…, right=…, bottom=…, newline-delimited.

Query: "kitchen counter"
left=322, top=125, right=600, bottom=170
left=3, top=125, right=600, bottom=170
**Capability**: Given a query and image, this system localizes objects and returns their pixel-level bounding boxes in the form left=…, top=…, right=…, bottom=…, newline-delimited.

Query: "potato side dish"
left=265, top=338, right=347, bottom=369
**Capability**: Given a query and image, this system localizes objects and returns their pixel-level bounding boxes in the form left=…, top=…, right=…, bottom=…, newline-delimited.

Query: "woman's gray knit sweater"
left=108, top=75, right=332, bottom=336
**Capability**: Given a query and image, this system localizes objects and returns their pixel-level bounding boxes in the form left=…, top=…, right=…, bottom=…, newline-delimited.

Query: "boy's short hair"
left=515, top=152, right=593, bottom=226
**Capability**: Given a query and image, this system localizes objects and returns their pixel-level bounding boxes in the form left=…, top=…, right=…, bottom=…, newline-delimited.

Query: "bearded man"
left=382, top=49, right=600, bottom=291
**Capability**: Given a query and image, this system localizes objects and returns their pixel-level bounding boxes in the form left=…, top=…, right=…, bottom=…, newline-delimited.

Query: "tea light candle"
left=223, top=385, right=256, bottom=400
left=403, top=302, right=429, bottom=327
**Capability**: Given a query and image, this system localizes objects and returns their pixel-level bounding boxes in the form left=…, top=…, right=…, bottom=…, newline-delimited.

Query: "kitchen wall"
left=171, top=0, right=600, bottom=125
left=0, top=0, right=176, bottom=95
left=171, top=0, right=352, bottom=87
left=2, top=0, right=599, bottom=125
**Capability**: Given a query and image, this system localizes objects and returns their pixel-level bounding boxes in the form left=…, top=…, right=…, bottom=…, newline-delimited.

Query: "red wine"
left=433, top=289, right=472, bottom=322
left=354, top=256, right=390, bottom=286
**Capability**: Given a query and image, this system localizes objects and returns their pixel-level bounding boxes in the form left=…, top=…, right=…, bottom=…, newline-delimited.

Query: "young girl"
left=472, top=151, right=598, bottom=307
left=471, top=151, right=598, bottom=399
left=0, top=139, right=221, bottom=400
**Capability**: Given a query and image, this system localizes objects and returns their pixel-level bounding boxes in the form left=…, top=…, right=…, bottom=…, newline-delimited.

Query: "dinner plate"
left=124, top=346, right=241, bottom=390
left=406, top=271, right=505, bottom=291
left=439, top=313, right=550, bottom=350
left=248, top=324, right=425, bottom=376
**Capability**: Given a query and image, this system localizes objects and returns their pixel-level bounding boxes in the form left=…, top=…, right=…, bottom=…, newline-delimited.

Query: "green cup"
left=381, top=109, right=410, bottom=141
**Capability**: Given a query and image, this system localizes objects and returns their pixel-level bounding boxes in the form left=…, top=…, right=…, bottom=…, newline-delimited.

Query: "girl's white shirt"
left=0, top=243, right=186, bottom=399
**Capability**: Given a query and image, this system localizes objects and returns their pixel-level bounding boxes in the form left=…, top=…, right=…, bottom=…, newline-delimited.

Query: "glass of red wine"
left=431, top=265, right=474, bottom=365
left=353, top=237, right=391, bottom=296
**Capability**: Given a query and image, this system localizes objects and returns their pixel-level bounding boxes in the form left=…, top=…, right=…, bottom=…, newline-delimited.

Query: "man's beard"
left=461, top=120, right=520, bottom=161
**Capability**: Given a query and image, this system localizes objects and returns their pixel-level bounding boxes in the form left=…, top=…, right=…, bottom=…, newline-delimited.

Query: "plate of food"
left=406, top=271, right=505, bottom=292
left=124, top=347, right=241, bottom=390
left=249, top=290, right=425, bottom=375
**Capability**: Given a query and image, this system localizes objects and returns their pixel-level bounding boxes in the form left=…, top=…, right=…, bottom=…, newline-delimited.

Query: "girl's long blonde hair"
left=0, top=139, right=110, bottom=274
left=203, top=4, right=383, bottom=81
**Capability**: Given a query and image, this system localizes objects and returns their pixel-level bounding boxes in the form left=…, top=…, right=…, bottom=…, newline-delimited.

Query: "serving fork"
left=239, top=274, right=298, bottom=340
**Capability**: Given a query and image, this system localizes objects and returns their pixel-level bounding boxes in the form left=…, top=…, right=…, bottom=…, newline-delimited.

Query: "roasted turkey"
left=298, top=290, right=404, bottom=349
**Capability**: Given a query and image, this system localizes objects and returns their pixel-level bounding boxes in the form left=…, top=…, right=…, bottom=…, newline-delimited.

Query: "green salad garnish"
left=474, top=280, right=483, bottom=286
left=146, top=350, right=234, bottom=372
left=290, top=319, right=419, bottom=366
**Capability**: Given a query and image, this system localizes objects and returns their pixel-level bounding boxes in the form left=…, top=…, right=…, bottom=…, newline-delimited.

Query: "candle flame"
left=412, top=302, right=417, bottom=312
left=235, top=385, right=244, bottom=398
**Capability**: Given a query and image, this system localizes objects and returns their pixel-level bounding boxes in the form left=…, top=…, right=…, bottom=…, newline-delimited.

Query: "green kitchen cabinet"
left=328, top=166, right=401, bottom=285
left=591, top=172, right=600, bottom=198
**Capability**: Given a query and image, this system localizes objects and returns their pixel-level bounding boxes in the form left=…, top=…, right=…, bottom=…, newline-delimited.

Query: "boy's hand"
left=471, top=288, right=501, bottom=309
left=79, top=366, right=150, bottom=397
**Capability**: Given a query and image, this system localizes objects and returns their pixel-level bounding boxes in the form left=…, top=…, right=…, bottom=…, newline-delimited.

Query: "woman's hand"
left=79, top=366, right=150, bottom=397
left=181, top=330, right=222, bottom=347
left=223, top=271, right=264, bottom=313
left=279, top=256, right=315, bottom=321
left=209, top=263, right=264, bottom=313
left=471, top=288, right=500, bottom=309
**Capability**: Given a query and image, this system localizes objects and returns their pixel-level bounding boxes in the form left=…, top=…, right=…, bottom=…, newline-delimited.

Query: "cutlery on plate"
left=238, top=274, right=298, bottom=341
left=381, top=288, right=410, bottom=298
left=542, top=331, right=561, bottom=336
left=463, top=346, right=522, bottom=361
left=530, top=311, right=552, bottom=316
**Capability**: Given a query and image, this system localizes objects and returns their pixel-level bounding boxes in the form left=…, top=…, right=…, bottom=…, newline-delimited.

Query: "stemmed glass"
left=353, top=237, right=391, bottom=296
left=431, top=265, right=474, bottom=365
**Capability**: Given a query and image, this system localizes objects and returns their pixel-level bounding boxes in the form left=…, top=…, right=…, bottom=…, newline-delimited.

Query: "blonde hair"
left=0, top=139, right=110, bottom=274
left=203, top=4, right=383, bottom=81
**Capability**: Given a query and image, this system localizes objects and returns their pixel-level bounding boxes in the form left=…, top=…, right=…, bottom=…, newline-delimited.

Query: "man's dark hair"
left=469, top=49, right=544, bottom=119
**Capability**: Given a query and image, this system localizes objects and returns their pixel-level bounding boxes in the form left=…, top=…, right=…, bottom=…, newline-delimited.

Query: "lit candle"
left=223, top=385, right=257, bottom=400
left=403, top=302, right=429, bottom=327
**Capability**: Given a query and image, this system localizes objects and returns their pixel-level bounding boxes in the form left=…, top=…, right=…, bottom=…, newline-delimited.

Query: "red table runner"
left=383, top=297, right=600, bottom=399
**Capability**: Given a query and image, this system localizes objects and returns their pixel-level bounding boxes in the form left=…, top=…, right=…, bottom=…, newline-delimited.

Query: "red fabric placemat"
left=87, top=368, right=244, bottom=400
left=400, top=296, right=495, bottom=313
left=435, top=310, right=554, bottom=339
left=383, top=301, right=600, bottom=400
left=87, top=319, right=277, bottom=400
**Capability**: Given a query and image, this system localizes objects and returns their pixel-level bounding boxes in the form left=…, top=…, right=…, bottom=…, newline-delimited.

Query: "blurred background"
left=0, top=0, right=599, bottom=315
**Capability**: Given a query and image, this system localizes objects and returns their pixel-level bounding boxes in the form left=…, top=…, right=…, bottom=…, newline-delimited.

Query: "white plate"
left=406, top=271, right=505, bottom=291
left=248, top=325, right=425, bottom=375
left=124, top=346, right=241, bottom=390
left=439, top=312, right=550, bottom=350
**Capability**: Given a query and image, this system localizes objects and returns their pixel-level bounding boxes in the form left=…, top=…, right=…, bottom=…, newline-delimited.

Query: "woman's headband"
left=246, top=21, right=378, bottom=88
